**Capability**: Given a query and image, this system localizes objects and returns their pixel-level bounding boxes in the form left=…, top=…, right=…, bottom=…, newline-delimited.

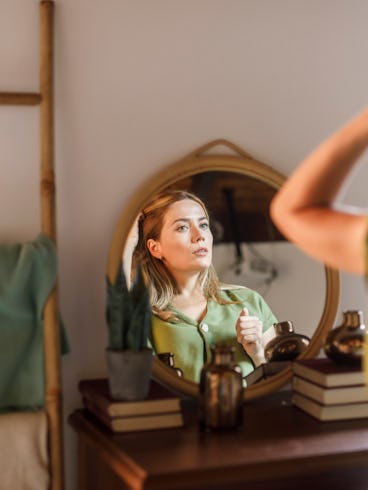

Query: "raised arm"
left=122, top=215, right=140, bottom=288
left=270, top=108, right=368, bottom=275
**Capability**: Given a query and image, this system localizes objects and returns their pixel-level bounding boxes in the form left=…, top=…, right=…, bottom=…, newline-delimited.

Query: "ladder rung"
left=0, top=92, right=41, bottom=105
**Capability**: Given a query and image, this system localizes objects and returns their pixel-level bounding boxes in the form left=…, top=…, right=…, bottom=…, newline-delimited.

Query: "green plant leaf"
left=130, top=261, right=146, bottom=308
left=126, top=261, right=151, bottom=350
left=119, top=264, right=134, bottom=349
left=105, top=274, right=124, bottom=350
left=105, top=265, right=132, bottom=350
left=106, top=260, right=151, bottom=351
left=127, top=287, right=151, bottom=350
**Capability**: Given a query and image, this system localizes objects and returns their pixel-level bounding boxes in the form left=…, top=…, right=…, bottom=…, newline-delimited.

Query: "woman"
left=270, top=108, right=368, bottom=276
left=125, top=190, right=277, bottom=383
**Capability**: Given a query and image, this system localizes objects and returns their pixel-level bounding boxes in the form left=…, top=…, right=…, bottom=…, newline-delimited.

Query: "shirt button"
left=200, top=323, right=209, bottom=333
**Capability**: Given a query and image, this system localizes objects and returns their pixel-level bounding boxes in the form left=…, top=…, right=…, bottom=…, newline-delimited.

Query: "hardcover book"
left=83, top=396, right=184, bottom=432
left=292, top=392, right=368, bottom=421
left=292, top=357, right=364, bottom=388
left=292, top=376, right=368, bottom=405
left=244, top=361, right=291, bottom=385
left=78, top=378, right=182, bottom=417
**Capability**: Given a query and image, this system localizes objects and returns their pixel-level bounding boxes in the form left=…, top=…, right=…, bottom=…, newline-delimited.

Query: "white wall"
left=1, top=1, right=368, bottom=488
left=213, top=241, right=327, bottom=339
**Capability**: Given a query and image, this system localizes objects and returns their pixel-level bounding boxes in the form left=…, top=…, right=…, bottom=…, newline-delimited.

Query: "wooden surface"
left=68, top=391, right=368, bottom=490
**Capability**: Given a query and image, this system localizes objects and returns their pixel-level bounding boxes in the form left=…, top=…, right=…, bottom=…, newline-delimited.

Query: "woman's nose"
left=192, top=226, right=204, bottom=242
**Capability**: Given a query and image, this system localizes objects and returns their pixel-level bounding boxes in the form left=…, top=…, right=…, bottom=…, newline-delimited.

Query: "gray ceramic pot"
left=106, top=347, right=153, bottom=401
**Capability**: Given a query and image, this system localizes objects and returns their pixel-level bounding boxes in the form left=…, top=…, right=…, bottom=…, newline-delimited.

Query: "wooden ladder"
left=0, top=2, right=63, bottom=489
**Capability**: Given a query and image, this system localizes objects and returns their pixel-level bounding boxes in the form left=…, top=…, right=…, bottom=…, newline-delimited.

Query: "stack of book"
left=79, top=378, right=184, bottom=432
left=291, top=357, right=368, bottom=421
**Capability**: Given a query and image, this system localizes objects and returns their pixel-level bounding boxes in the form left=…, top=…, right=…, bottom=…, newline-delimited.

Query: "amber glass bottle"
left=199, top=343, right=243, bottom=431
left=324, top=310, right=366, bottom=365
left=264, top=321, right=310, bottom=362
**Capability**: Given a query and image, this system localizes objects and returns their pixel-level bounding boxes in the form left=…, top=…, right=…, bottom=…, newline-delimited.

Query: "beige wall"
left=1, top=1, right=367, bottom=488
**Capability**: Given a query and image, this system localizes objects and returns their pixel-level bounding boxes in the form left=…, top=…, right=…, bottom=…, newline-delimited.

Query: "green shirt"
left=151, top=287, right=277, bottom=383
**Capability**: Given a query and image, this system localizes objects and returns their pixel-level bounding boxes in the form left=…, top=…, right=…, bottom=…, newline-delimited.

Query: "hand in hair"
left=122, top=214, right=141, bottom=288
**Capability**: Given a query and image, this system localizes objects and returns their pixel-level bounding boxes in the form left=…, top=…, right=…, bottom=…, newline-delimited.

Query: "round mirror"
left=107, top=139, right=340, bottom=400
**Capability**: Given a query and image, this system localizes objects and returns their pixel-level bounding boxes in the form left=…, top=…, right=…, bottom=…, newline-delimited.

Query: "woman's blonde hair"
left=133, top=189, right=225, bottom=320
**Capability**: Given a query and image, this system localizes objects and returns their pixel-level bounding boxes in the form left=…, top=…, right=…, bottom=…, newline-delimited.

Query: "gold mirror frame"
left=107, top=140, right=340, bottom=400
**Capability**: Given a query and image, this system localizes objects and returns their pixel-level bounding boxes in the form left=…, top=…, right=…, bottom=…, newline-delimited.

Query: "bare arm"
left=122, top=215, right=140, bottom=288
left=270, top=109, right=368, bottom=275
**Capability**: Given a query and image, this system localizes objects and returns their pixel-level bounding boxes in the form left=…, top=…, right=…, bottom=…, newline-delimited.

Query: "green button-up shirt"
left=151, top=287, right=277, bottom=383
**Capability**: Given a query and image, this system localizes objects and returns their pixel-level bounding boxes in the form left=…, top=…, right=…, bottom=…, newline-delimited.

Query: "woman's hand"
left=122, top=214, right=141, bottom=288
left=236, top=307, right=266, bottom=366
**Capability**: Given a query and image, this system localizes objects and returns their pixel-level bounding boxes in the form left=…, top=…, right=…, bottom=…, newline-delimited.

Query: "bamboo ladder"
left=0, top=2, right=63, bottom=489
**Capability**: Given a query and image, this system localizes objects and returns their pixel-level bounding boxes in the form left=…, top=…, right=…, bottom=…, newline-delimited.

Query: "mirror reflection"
left=163, top=171, right=327, bottom=342
left=128, top=189, right=279, bottom=385
left=109, top=140, right=340, bottom=399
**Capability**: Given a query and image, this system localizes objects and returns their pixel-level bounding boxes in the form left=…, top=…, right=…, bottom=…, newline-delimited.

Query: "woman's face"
left=147, top=199, right=213, bottom=276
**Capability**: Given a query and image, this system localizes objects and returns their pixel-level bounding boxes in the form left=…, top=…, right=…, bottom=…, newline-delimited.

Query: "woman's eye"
left=176, top=224, right=188, bottom=232
left=200, top=222, right=209, bottom=229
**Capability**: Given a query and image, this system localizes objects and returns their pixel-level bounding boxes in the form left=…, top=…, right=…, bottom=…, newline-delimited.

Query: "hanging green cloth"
left=0, top=233, right=69, bottom=411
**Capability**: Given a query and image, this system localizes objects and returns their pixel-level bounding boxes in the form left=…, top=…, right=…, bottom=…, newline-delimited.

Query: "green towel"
left=0, top=233, right=68, bottom=411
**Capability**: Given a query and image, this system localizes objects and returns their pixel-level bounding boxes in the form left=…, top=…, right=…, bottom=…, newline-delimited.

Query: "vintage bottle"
left=157, top=352, right=184, bottom=377
left=264, top=321, right=310, bottom=362
left=324, top=310, right=366, bottom=365
left=199, top=343, right=243, bottom=431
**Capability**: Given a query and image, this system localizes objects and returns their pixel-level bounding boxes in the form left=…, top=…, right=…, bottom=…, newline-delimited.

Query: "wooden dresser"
left=68, top=391, right=368, bottom=490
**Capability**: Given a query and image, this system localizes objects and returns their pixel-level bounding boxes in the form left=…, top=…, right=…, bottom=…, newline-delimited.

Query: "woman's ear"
left=147, top=238, right=162, bottom=259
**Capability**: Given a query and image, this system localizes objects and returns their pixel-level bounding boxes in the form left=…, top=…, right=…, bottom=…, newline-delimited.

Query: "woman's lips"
left=193, top=247, right=208, bottom=256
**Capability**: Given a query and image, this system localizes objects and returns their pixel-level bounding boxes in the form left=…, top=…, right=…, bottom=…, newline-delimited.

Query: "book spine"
left=292, top=361, right=365, bottom=388
left=83, top=396, right=184, bottom=433
left=83, top=397, right=113, bottom=430
left=293, top=376, right=368, bottom=405
left=82, top=391, right=115, bottom=416
left=292, top=377, right=325, bottom=403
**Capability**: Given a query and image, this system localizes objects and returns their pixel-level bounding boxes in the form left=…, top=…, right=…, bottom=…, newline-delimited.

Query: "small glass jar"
left=199, top=343, right=243, bottom=431
left=157, top=352, right=184, bottom=377
left=324, top=310, right=366, bottom=365
left=264, top=321, right=310, bottom=362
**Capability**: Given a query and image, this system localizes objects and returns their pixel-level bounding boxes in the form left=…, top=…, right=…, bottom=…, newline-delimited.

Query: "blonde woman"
left=124, top=190, right=277, bottom=383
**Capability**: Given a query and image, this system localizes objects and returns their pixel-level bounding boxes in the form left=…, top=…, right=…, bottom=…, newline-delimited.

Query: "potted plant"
left=105, top=260, right=153, bottom=400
